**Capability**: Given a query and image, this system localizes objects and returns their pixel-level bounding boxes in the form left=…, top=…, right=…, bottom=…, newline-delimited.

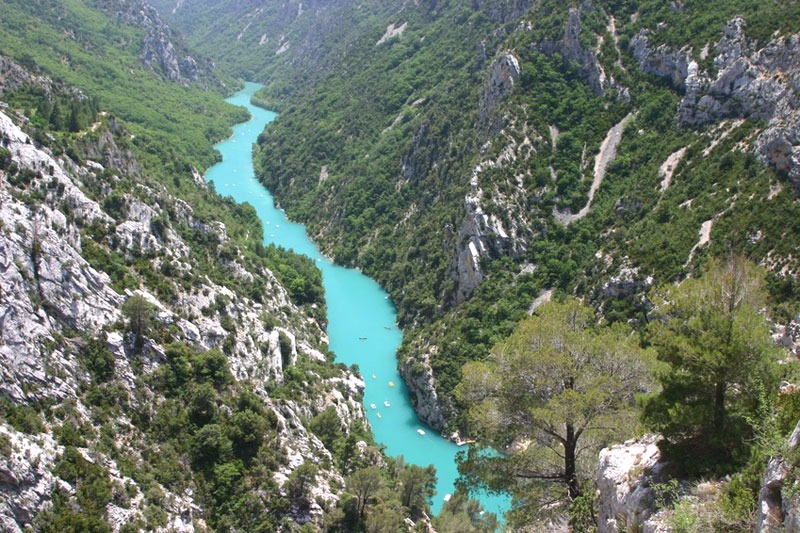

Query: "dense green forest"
left=155, top=0, right=800, bottom=529
left=3, top=0, right=800, bottom=529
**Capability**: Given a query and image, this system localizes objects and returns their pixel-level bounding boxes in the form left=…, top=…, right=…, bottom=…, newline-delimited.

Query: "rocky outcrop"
left=774, top=316, right=800, bottom=357
left=631, top=17, right=800, bottom=183
left=479, top=52, right=521, bottom=131
left=0, top=110, right=120, bottom=403
left=596, top=434, right=668, bottom=533
left=0, top=94, right=363, bottom=529
left=630, top=32, right=692, bottom=90
left=77, top=128, right=141, bottom=178
left=598, top=262, right=654, bottom=300
left=453, top=163, right=515, bottom=303
left=471, top=0, right=534, bottom=24
left=398, top=349, right=447, bottom=431
left=756, top=419, right=800, bottom=532
left=0, top=56, right=57, bottom=97
left=451, top=120, right=540, bottom=303
left=100, top=0, right=216, bottom=87
left=0, top=423, right=205, bottom=533
left=537, top=8, right=616, bottom=97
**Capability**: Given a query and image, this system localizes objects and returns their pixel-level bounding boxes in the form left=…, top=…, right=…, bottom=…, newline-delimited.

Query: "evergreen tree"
left=456, top=298, right=654, bottom=525
left=642, top=256, right=780, bottom=473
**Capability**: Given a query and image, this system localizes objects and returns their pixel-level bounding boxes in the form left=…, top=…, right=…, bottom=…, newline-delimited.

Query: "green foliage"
left=398, top=462, right=437, bottom=520
left=52, top=447, right=113, bottom=521
left=0, top=147, right=12, bottom=170
left=229, top=409, right=267, bottom=461
left=0, top=433, right=11, bottom=457
left=36, top=488, right=112, bottom=533
left=122, top=295, right=154, bottom=353
left=191, top=423, right=233, bottom=469
left=0, top=0, right=245, bottom=170
left=629, top=0, right=800, bottom=52
left=309, top=406, right=343, bottom=451
left=642, top=257, right=781, bottom=475
left=284, top=461, right=319, bottom=512
left=186, top=383, right=219, bottom=427
left=81, top=335, right=115, bottom=383
left=0, top=400, right=46, bottom=434
left=456, top=299, right=655, bottom=525
left=433, top=490, right=498, bottom=533
left=329, top=456, right=439, bottom=532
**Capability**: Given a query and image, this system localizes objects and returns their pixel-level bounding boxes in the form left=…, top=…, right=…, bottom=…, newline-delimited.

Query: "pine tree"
left=642, top=256, right=780, bottom=473
left=456, top=298, right=654, bottom=525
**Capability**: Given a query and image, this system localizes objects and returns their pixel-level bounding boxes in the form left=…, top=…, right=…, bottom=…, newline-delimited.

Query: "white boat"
left=384, top=401, right=391, bottom=407
left=444, top=494, right=452, bottom=502
left=417, top=429, right=425, bottom=436
left=370, top=403, right=376, bottom=409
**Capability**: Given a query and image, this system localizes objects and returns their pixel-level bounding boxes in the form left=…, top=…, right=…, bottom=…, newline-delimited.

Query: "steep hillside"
left=0, top=51, right=375, bottom=531
left=0, top=0, right=243, bottom=170
left=0, top=2, right=479, bottom=529
left=161, top=0, right=800, bottom=435
left=150, top=0, right=401, bottom=95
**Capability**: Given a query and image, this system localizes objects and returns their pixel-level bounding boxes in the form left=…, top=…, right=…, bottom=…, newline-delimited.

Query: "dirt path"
left=555, top=112, right=634, bottom=224
left=685, top=219, right=714, bottom=266
left=658, top=147, right=687, bottom=192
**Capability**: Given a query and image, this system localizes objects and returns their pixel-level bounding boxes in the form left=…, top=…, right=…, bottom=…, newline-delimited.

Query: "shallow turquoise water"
left=205, top=82, right=509, bottom=518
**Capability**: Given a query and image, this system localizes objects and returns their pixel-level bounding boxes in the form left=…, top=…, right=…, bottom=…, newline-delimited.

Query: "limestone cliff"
left=0, top=60, right=365, bottom=530
left=632, top=17, right=800, bottom=183
left=97, top=0, right=219, bottom=88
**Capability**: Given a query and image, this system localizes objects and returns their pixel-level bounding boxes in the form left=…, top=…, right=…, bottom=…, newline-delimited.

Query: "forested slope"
left=159, top=0, right=800, bottom=431
left=4, top=0, right=799, bottom=529
left=0, top=1, right=451, bottom=531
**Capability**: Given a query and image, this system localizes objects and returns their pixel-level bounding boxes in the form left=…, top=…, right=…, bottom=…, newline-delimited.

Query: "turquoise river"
left=205, top=82, right=510, bottom=518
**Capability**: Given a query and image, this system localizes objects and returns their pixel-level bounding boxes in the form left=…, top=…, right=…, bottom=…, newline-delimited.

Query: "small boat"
left=376, top=412, right=382, bottom=418
left=359, top=336, right=367, bottom=340
left=388, top=381, right=395, bottom=387
left=370, top=403, right=376, bottom=409
left=384, top=326, right=391, bottom=330
left=384, top=401, right=391, bottom=407
left=444, top=494, right=452, bottom=502
left=417, top=429, right=425, bottom=436
left=371, top=374, right=376, bottom=379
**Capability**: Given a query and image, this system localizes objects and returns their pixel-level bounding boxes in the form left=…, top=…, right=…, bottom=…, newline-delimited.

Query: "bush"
left=82, top=336, right=115, bottom=383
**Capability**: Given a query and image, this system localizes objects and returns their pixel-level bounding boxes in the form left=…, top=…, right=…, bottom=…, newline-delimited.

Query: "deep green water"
left=205, top=82, right=509, bottom=518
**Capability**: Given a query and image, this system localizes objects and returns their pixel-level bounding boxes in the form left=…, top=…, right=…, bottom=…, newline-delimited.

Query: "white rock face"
left=480, top=52, right=521, bottom=130
left=0, top=100, right=364, bottom=529
left=757, top=419, right=800, bottom=532
left=398, top=348, right=447, bottom=431
left=596, top=435, right=665, bottom=533
left=537, top=8, right=626, bottom=99
left=632, top=17, right=800, bottom=183
left=0, top=110, right=122, bottom=403
left=0, top=423, right=206, bottom=533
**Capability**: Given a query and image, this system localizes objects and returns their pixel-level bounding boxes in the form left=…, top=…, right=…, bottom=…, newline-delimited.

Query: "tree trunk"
left=564, top=422, right=580, bottom=501
left=713, top=380, right=726, bottom=433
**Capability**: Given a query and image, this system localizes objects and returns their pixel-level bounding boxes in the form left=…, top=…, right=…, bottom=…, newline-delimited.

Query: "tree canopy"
left=642, top=256, right=781, bottom=473
left=456, top=298, right=655, bottom=525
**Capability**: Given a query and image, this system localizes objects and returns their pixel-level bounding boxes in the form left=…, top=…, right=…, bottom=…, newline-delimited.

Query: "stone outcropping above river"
left=0, top=57, right=365, bottom=530
left=98, top=0, right=218, bottom=88
left=632, top=16, right=800, bottom=183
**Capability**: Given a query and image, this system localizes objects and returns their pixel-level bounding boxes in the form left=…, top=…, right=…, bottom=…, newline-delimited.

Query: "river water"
left=205, top=82, right=509, bottom=518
